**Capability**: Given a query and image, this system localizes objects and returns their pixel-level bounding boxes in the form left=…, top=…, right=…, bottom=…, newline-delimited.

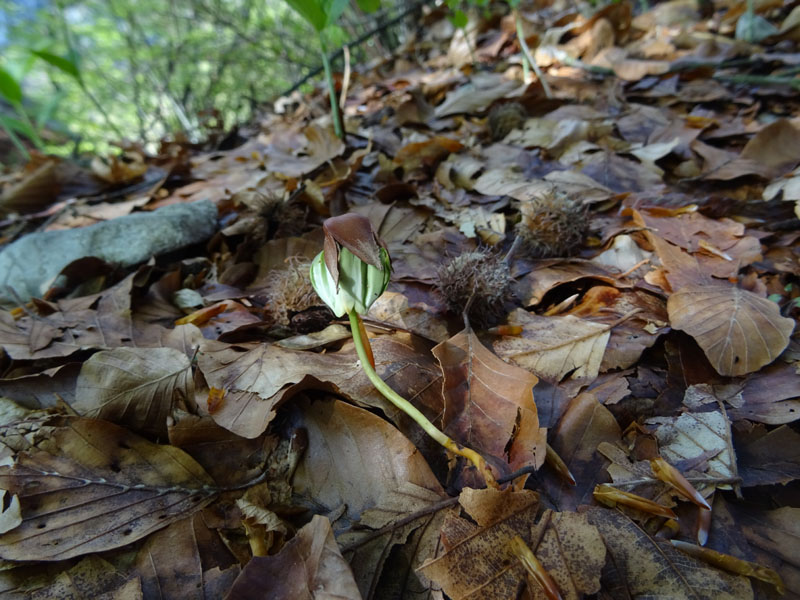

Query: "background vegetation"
left=0, top=0, right=413, bottom=160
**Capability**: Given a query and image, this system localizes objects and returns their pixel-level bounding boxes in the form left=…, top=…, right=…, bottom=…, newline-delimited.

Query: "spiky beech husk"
left=515, top=191, right=589, bottom=258
left=436, top=249, right=514, bottom=328
left=488, top=102, right=528, bottom=141
left=261, top=257, right=319, bottom=326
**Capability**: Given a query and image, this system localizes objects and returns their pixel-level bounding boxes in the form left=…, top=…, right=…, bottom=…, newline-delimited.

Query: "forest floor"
left=0, top=1, right=799, bottom=598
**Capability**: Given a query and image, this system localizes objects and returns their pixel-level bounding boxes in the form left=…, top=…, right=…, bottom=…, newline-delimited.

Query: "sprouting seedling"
left=310, top=213, right=498, bottom=488
left=284, top=0, right=379, bottom=139
left=0, top=66, right=45, bottom=160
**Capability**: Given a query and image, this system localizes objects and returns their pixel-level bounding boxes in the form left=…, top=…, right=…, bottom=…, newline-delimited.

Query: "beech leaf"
left=432, top=329, right=546, bottom=475
left=74, top=347, right=193, bottom=437
left=493, top=308, right=610, bottom=384
left=419, top=488, right=605, bottom=600
left=585, top=507, right=753, bottom=599
left=227, top=515, right=360, bottom=600
left=0, top=417, right=216, bottom=561
left=667, top=284, right=795, bottom=376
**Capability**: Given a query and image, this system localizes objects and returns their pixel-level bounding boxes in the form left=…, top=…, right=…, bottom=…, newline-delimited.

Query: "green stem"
left=16, top=108, right=45, bottom=150
left=0, top=119, right=31, bottom=161
left=515, top=13, right=530, bottom=84
left=318, top=33, right=344, bottom=140
left=348, top=310, right=497, bottom=487
left=514, top=11, right=552, bottom=99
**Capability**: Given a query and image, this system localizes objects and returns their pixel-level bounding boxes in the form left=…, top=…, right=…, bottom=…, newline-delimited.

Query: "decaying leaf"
left=667, top=283, right=795, bottom=376
left=545, top=393, right=621, bottom=511
left=291, top=399, right=447, bottom=598
left=735, top=424, right=800, bottom=487
left=646, top=405, right=738, bottom=493
left=432, top=329, right=547, bottom=476
left=419, top=488, right=605, bottom=600
left=227, top=515, right=360, bottom=600
left=135, top=512, right=240, bottom=600
left=493, top=308, right=610, bottom=384
left=74, top=346, right=193, bottom=437
left=0, top=417, right=216, bottom=561
left=197, top=334, right=442, bottom=438
left=585, top=506, right=754, bottom=599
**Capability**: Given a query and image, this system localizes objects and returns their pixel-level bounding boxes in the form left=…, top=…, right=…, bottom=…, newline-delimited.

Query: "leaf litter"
left=1, top=1, right=799, bottom=598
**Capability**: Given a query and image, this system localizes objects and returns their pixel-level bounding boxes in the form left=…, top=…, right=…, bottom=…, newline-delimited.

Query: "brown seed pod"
left=435, top=249, right=514, bottom=328
left=260, top=257, right=319, bottom=327
left=515, top=190, right=589, bottom=258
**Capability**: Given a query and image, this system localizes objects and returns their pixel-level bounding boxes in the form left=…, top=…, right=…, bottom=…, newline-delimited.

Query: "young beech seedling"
left=310, top=213, right=497, bottom=488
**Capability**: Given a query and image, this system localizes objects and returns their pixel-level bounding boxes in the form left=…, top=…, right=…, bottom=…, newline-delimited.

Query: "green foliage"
left=29, top=50, right=81, bottom=82
left=0, top=67, right=23, bottom=106
left=0, top=0, right=404, bottom=158
left=284, top=0, right=348, bottom=32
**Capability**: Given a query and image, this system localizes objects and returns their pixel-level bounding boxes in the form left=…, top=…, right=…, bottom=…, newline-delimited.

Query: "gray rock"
left=0, top=200, right=218, bottom=306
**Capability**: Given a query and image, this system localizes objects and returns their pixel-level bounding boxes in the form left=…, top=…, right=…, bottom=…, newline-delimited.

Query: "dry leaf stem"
left=348, top=310, right=498, bottom=488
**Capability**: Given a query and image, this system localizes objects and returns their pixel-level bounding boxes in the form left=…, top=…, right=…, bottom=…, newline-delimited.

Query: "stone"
left=0, top=200, right=217, bottom=306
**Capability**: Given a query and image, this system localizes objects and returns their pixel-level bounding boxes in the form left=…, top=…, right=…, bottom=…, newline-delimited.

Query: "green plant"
left=284, top=0, right=379, bottom=139
left=507, top=0, right=552, bottom=98
left=0, top=65, right=46, bottom=160
left=310, top=213, right=497, bottom=487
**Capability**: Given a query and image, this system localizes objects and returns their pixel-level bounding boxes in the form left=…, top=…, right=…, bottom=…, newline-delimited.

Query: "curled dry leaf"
left=74, top=346, right=193, bottom=438
left=0, top=417, right=216, bottom=561
left=667, top=283, right=795, bottom=376
left=227, top=515, right=360, bottom=600
left=197, top=335, right=441, bottom=439
left=432, top=329, right=547, bottom=476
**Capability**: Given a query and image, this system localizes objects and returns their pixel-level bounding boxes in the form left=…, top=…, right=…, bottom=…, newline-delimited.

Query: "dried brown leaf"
left=667, top=283, right=795, bottom=376
left=584, top=506, right=753, bottom=599
left=432, top=329, right=546, bottom=476
left=135, top=513, right=240, bottom=600
left=735, top=424, right=800, bottom=487
left=227, top=515, right=360, bottom=600
left=493, top=308, right=610, bottom=384
left=545, top=393, right=621, bottom=510
left=74, top=347, right=193, bottom=437
left=197, top=335, right=441, bottom=439
left=0, top=417, right=216, bottom=561
left=419, top=488, right=605, bottom=600
left=291, top=399, right=446, bottom=598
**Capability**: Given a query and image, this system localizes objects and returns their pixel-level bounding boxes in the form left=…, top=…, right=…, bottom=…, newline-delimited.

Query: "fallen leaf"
left=493, top=307, right=610, bottom=384
left=197, top=334, right=442, bottom=438
left=433, top=329, right=546, bottom=477
left=16, top=555, right=141, bottom=599
left=73, top=347, right=193, bottom=438
left=433, top=73, right=523, bottom=117
left=667, top=283, right=795, bottom=376
left=0, top=417, right=216, bottom=561
left=734, top=423, right=800, bottom=487
left=227, top=515, right=360, bottom=600
left=585, top=506, right=753, bottom=599
left=419, top=488, right=605, bottom=600
left=135, top=512, right=240, bottom=600
left=291, top=399, right=446, bottom=598
left=646, top=406, right=738, bottom=493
